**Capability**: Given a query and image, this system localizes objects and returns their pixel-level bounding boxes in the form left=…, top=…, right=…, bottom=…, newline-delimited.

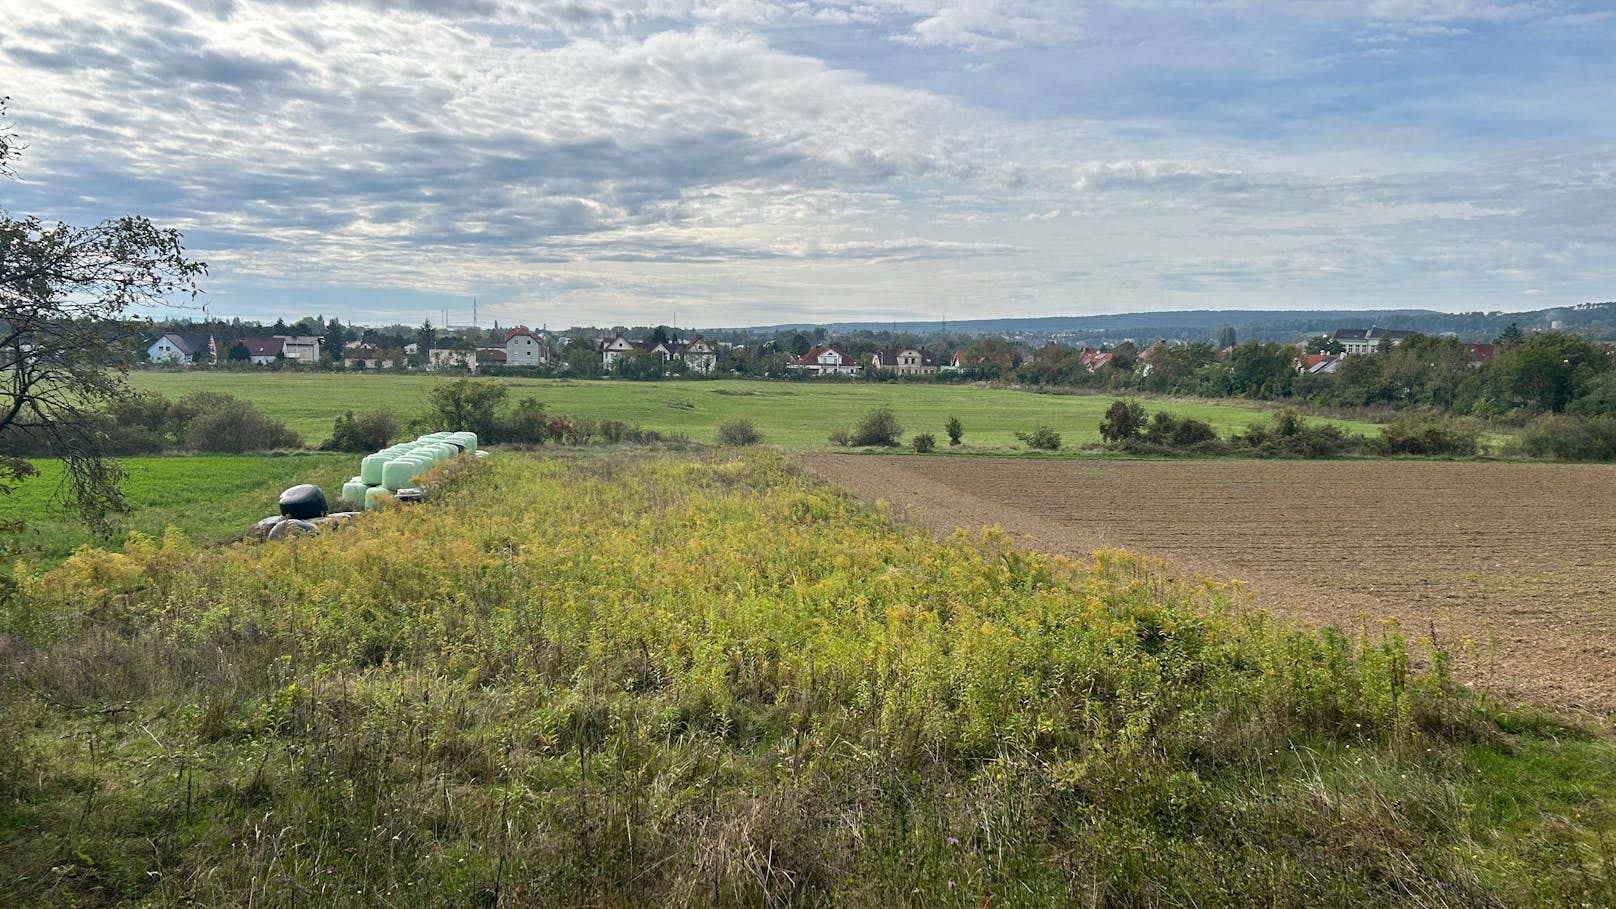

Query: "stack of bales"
left=340, top=431, right=482, bottom=511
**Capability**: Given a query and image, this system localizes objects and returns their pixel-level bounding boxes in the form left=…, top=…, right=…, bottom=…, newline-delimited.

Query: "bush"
left=1015, top=425, right=1062, bottom=450
left=1232, top=409, right=1365, bottom=458
left=1141, top=411, right=1221, bottom=448
left=944, top=416, right=964, bottom=446
left=1377, top=416, right=1479, bottom=457
left=322, top=410, right=400, bottom=452
left=1513, top=414, right=1616, bottom=461
left=911, top=432, right=935, bottom=453
left=828, top=426, right=851, bottom=447
left=419, top=379, right=506, bottom=440
left=185, top=404, right=301, bottom=453
left=850, top=407, right=903, bottom=447
left=717, top=417, right=763, bottom=447
left=496, top=397, right=550, bottom=445
left=1099, top=399, right=1147, bottom=444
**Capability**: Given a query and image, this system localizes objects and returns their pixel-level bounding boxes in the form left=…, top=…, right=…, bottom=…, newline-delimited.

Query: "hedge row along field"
left=3, top=450, right=1614, bottom=907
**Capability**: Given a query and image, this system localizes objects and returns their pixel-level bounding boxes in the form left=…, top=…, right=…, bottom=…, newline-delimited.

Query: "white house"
left=276, top=335, right=322, bottom=363
left=870, top=346, right=939, bottom=376
left=789, top=345, right=860, bottom=376
left=672, top=336, right=718, bottom=374
left=600, top=333, right=638, bottom=368
left=147, top=333, right=193, bottom=364
left=1325, top=328, right=1414, bottom=356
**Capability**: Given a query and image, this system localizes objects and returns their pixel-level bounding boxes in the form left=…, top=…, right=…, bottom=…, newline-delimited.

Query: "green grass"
left=3, top=449, right=1613, bottom=907
left=130, top=371, right=1382, bottom=449
left=3, top=453, right=357, bottom=564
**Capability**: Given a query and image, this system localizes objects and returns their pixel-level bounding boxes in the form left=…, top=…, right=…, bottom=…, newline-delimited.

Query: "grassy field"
left=130, top=371, right=1382, bottom=449
left=3, top=453, right=358, bottom=565
left=2, top=448, right=1613, bottom=906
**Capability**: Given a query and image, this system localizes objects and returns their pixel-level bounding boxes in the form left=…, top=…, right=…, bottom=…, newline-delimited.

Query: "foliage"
left=320, top=409, right=400, bottom=452
left=1511, top=414, right=1616, bottom=461
left=1, top=451, right=1611, bottom=906
left=419, top=378, right=507, bottom=440
left=849, top=405, right=903, bottom=447
left=910, top=432, right=935, bottom=453
left=1014, top=425, right=1062, bottom=450
left=184, top=401, right=302, bottom=453
left=1232, top=409, right=1368, bottom=458
left=1142, top=411, right=1222, bottom=448
left=497, top=396, right=551, bottom=445
left=828, top=425, right=851, bottom=446
left=1, top=100, right=206, bottom=533
left=1376, top=415, right=1480, bottom=457
left=944, top=415, right=963, bottom=445
left=1099, top=399, right=1147, bottom=443
left=717, top=417, right=763, bottom=446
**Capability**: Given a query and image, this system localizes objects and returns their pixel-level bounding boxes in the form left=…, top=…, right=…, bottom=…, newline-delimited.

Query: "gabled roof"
left=505, top=328, right=544, bottom=343
left=1465, top=342, right=1497, bottom=363
left=871, top=347, right=939, bottom=368
left=150, top=333, right=194, bottom=355
left=795, top=345, right=851, bottom=366
left=242, top=336, right=285, bottom=357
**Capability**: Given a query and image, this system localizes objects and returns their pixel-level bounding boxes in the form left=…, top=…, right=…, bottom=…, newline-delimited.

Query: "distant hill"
left=733, top=302, right=1616, bottom=344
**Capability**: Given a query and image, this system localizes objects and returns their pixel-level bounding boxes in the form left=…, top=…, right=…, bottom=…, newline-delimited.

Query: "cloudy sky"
left=3, top=1, right=1613, bottom=329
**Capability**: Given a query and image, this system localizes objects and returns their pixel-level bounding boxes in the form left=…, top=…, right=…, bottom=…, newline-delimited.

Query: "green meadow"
left=2, top=453, right=357, bottom=564
left=130, top=371, right=1381, bottom=449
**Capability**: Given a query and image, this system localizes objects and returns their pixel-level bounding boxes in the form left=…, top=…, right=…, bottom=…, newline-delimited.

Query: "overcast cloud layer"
left=3, top=0, right=1613, bottom=328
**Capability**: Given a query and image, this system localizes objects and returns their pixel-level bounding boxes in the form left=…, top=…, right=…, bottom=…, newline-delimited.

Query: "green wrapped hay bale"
left=342, top=478, right=369, bottom=506
left=364, top=486, right=394, bottom=510
left=360, top=453, right=393, bottom=485
left=381, top=457, right=425, bottom=492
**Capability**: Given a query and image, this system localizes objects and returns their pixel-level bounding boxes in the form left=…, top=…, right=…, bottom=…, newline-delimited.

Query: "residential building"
left=670, top=336, right=718, bottom=374
left=342, top=346, right=396, bottom=369
left=147, top=333, right=193, bottom=364
left=600, top=333, right=638, bottom=368
left=870, top=347, right=940, bottom=376
left=789, top=345, right=860, bottom=376
left=1326, top=328, right=1414, bottom=356
left=504, top=328, right=549, bottom=367
left=242, top=336, right=285, bottom=365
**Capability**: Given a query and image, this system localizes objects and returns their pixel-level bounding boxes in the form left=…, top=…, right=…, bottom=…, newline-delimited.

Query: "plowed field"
left=801, top=454, right=1616, bottom=715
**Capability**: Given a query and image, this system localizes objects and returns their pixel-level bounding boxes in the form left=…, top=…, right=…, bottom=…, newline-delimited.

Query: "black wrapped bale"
left=278, top=484, right=328, bottom=519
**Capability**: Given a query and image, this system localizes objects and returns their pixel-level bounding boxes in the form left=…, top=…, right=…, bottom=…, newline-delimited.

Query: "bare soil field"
left=800, top=454, right=1616, bottom=716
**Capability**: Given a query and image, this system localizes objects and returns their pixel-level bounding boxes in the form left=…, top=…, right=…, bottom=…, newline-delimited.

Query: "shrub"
left=828, top=426, right=851, bottom=447
left=1140, top=411, right=1222, bottom=450
left=1099, top=399, right=1147, bottom=444
left=717, top=417, right=763, bottom=447
left=1513, top=414, right=1616, bottom=461
left=1015, top=425, right=1062, bottom=450
left=496, top=397, right=550, bottom=445
left=1377, top=416, right=1479, bottom=457
left=419, top=379, right=506, bottom=440
left=850, top=407, right=903, bottom=447
left=944, top=416, right=964, bottom=446
left=1232, top=409, right=1364, bottom=458
left=185, top=404, right=301, bottom=453
left=322, top=409, right=399, bottom=452
left=911, top=432, right=936, bottom=453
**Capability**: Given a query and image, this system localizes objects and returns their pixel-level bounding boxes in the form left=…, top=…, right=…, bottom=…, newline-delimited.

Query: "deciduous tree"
left=1, top=99, right=205, bottom=532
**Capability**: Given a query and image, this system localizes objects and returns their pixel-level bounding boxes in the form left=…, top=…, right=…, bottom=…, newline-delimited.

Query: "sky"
left=2, top=0, right=1613, bottom=330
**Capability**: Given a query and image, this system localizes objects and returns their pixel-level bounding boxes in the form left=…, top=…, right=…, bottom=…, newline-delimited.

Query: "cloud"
left=2, top=0, right=1611, bottom=325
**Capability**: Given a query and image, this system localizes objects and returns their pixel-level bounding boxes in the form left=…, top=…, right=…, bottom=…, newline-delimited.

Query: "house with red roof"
left=789, top=345, right=860, bottom=376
